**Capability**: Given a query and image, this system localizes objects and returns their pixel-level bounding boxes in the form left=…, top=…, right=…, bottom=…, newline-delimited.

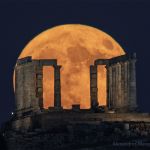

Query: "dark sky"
left=0, top=0, right=150, bottom=126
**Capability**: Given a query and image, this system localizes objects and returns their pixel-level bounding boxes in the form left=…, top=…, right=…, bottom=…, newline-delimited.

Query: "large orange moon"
left=17, top=24, right=125, bottom=109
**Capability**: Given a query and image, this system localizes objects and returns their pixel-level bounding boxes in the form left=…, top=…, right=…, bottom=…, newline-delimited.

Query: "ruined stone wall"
left=11, top=116, right=32, bottom=131
left=11, top=112, right=150, bottom=131
left=15, top=62, right=37, bottom=112
left=5, top=118, right=150, bottom=150
left=15, top=59, right=43, bottom=116
left=106, top=54, right=137, bottom=112
left=15, top=57, right=62, bottom=117
left=91, top=53, right=137, bottom=112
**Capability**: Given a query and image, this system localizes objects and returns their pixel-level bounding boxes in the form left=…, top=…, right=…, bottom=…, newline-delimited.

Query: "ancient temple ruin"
left=14, top=53, right=137, bottom=117
left=3, top=52, right=150, bottom=150
left=15, top=58, right=62, bottom=116
left=90, top=53, right=137, bottom=112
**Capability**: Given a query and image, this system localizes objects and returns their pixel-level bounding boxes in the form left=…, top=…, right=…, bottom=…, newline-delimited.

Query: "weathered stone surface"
left=15, top=58, right=62, bottom=117
left=54, top=65, right=61, bottom=108
left=105, top=53, right=137, bottom=112
left=3, top=117, right=150, bottom=150
left=90, top=65, right=98, bottom=109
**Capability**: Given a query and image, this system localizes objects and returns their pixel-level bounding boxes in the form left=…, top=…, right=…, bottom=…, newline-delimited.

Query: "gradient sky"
left=0, top=0, right=150, bottom=126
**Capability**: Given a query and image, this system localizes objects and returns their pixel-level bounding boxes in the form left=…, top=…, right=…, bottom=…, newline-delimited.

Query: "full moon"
left=17, top=24, right=125, bottom=109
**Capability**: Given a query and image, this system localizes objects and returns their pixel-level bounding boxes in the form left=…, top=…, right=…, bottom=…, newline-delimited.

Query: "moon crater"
left=103, top=38, right=114, bottom=50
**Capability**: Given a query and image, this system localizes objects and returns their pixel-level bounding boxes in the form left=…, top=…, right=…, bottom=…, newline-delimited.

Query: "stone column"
left=115, top=64, right=119, bottom=108
left=129, top=58, right=137, bottom=110
left=15, top=66, right=24, bottom=111
left=111, top=65, right=116, bottom=109
left=54, top=65, right=61, bottom=108
left=35, top=64, right=43, bottom=109
left=109, top=66, right=113, bottom=109
left=106, top=66, right=112, bottom=109
left=90, top=65, right=98, bottom=109
left=124, top=61, right=128, bottom=108
left=127, top=61, right=130, bottom=108
left=121, top=62, right=125, bottom=108
left=106, top=65, right=109, bottom=108
left=114, top=63, right=123, bottom=109
left=117, top=63, right=122, bottom=107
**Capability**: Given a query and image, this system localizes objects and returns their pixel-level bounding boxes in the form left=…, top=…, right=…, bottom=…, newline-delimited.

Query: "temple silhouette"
left=1, top=53, right=150, bottom=150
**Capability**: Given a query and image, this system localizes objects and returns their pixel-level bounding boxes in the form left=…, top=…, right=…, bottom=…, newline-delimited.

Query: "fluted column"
left=124, top=61, right=128, bottom=108
left=90, top=65, right=98, bottom=109
left=127, top=61, right=130, bottom=108
left=106, top=66, right=110, bottom=109
left=54, top=65, right=61, bottom=108
left=15, top=67, right=24, bottom=111
left=129, top=58, right=137, bottom=110
left=107, top=66, right=114, bottom=109
left=115, top=64, right=119, bottom=107
left=120, top=62, right=125, bottom=107
left=118, top=63, right=122, bottom=107
left=115, top=63, right=122, bottom=108
left=111, top=65, right=116, bottom=108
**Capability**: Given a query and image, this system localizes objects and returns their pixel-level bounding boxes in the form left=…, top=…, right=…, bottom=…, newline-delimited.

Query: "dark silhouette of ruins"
left=15, top=58, right=62, bottom=115
left=2, top=53, right=150, bottom=150
left=15, top=53, right=137, bottom=117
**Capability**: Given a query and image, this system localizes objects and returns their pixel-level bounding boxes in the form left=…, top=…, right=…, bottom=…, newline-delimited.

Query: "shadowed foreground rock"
left=2, top=113, right=150, bottom=150
left=0, top=133, right=7, bottom=150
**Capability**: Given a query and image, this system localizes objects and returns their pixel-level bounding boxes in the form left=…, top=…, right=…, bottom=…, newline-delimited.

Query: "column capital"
left=54, top=65, right=62, bottom=69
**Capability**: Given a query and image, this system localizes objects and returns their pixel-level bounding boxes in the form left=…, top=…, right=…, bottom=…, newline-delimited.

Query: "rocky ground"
left=1, top=121, right=150, bottom=150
